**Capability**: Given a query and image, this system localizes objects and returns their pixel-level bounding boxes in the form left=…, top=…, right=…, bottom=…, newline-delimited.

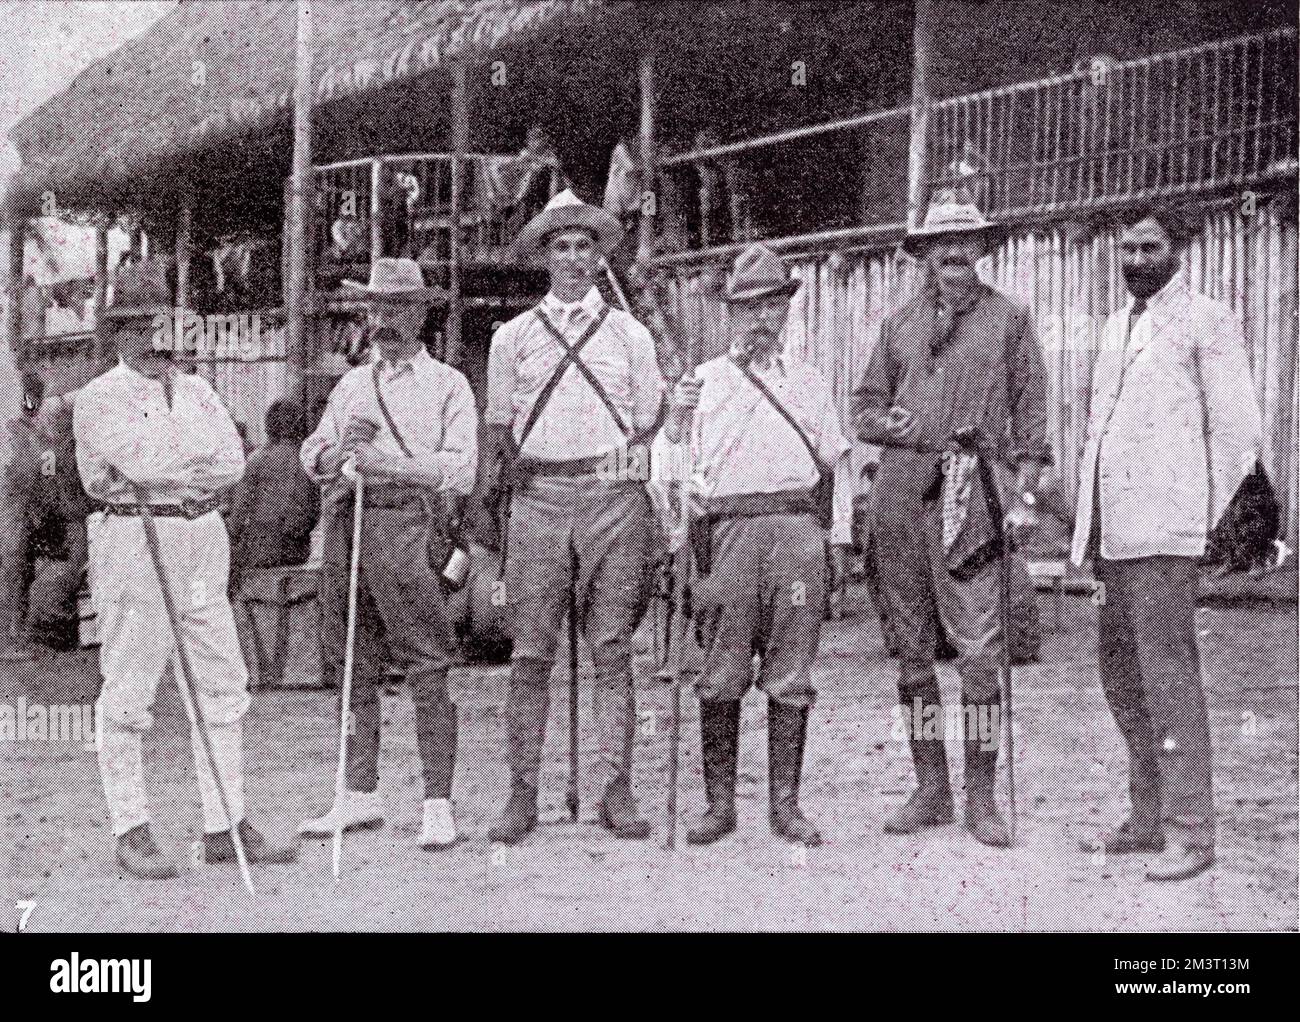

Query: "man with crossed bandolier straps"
left=484, top=190, right=665, bottom=844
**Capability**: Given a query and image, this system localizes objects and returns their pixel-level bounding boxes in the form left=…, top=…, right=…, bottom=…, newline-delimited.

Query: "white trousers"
left=89, top=511, right=250, bottom=836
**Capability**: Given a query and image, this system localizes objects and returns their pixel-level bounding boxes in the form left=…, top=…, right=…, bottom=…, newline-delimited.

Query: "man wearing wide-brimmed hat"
left=851, top=189, right=1048, bottom=848
left=666, top=242, right=853, bottom=847
left=299, top=257, right=477, bottom=851
left=484, top=189, right=664, bottom=844
left=73, top=262, right=298, bottom=878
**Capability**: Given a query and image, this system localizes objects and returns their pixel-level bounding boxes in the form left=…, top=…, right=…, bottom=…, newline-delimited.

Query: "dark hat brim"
left=723, top=277, right=802, bottom=305
left=902, top=223, right=1006, bottom=257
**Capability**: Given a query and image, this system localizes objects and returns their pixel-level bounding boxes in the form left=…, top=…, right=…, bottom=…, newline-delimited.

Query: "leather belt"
left=514, top=453, right=610, bottom=479
left=704, top=488, right=818, bottom=522
left=103, top=495, right=222, bottom=520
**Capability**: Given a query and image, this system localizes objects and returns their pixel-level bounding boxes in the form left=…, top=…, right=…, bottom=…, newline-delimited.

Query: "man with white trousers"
left=74, top=264, right=297, bottom=878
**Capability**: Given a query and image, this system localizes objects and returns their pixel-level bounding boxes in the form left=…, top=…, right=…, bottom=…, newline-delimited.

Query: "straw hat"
left=722, top=243, right=802, bottom=304
left=511, top=188, right=624, bottom=258
left=902, top=188, right=1006, bottom=256
left=341, top=257, right=445, bottom=301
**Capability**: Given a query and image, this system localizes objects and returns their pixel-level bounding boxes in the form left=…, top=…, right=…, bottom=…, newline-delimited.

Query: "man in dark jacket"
left=852, top=190, right=1048, bottom=848
left=227, top=399, right=320, bottom=585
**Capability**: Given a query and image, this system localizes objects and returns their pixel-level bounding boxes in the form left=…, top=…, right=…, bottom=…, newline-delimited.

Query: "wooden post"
left=4, top=210, right=24, bottom=368
left=370, top=159, right=383, bottom=265
left=284, top=0, right=314, bottom=399
left=175, top=197, right=192, bottom=309
left=907, top=0, right=934, bottom=229
left=637, top=43, right=657, bottom=263
left=446, top=58, right=468, bottom=369
left=93, top=227, right=108, bottom=320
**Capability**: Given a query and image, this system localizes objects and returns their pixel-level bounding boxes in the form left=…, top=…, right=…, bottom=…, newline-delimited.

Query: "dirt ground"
left=2, top=585, right=1296, bottom=932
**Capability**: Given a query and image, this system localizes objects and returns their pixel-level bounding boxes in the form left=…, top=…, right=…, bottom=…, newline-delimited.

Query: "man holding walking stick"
left=851, top=190, right=1047, bottom=848
left=665, top=243, right=853, bottom=847
left=299, top=258, right=477, bottom=851
left=73, top=265, right=297, bottom=879
left=484, top=190, right=663, bottom=844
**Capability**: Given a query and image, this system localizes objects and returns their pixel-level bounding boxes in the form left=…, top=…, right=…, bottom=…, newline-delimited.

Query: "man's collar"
left=930, top=278, right=983, bottom=316
left=542, top=285, right=604, bottom=316
left=117, top=357, right=178, bottom=387
left=377, top=344, right=429, bottom=377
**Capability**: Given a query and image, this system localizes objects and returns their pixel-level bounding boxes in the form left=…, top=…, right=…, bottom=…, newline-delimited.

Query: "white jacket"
left=1072, top=271, right=1263, bottom=564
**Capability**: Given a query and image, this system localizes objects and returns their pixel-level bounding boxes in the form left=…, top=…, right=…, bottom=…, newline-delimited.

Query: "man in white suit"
left=1073, top=203, right=1263, bottom=882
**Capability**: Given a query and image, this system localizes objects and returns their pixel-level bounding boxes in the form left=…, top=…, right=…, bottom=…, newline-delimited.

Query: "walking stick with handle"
left=130, top=483, right=256, bottom=896
left=954, top=429, right=1017, bottom=846
left=566, top=548, right=580, bottom=822
left=333, top=465, right=365, bottom=880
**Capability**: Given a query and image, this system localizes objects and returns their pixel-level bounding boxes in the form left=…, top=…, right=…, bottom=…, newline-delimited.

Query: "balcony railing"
left=313, top=151, right=562, bottom=282
left=658, top=27, right=1297, bottom=259
left=925, top=27, right=1299, bottom=219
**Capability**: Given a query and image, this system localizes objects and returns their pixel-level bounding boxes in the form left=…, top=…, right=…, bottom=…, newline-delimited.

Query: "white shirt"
left=655, top=352, right=854, bottom=545
left=73, top=362, right=245, bottom=505
left=486, top=286, right=664, bottom=461
left=301, top=346, right=478, bottom=498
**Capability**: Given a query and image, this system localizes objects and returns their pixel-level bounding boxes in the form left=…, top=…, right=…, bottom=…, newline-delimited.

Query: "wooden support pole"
left=907, top=0, right=934, bottom=229
left=446, top=58, right=468, bottom=368
left=284, top=0, right=314, bottom=399
left=370, top=159, right=383, bottom=265
left=92, top=225, right=108, bottom=357
left=638, top=43, right=657, bottom=264
left=4, top=210, right=24, bottom=368
left=175, top=197, right=193, bottom=309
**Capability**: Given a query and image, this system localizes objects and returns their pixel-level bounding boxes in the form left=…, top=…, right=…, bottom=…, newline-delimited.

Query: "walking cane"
left=960, top=431, right=1017, bottom=846
left=333, top=465, right=365, bottom=880
left=131, top=484, right=256, bottom=896
left=566, top=548, right=580, bottom=822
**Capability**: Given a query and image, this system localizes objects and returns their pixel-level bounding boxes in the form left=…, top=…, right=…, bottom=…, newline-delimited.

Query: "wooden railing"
left=925, top=27, right=1299, bottom=219
left=313, top=151, right=562, bottom=278
left=659, top=28, right=1297, bottom=257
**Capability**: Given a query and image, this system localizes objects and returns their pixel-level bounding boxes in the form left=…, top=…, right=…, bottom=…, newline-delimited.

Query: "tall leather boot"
left=883, top=682, right=954, bottom=834
left=768, top=701, right=821, bottom=846
left=686, top=700, right=740, bottom=844
left=488, top=661, right=548, bottom=845
left=963, top=701, right=1010, bottom=847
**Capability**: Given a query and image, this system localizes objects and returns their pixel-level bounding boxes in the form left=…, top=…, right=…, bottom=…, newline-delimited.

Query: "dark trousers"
left=322, top=496, right=457, bottom=798
left=1094, top=555, right=1214, bottom=847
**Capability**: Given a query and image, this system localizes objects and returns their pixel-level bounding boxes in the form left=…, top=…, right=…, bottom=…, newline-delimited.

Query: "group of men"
left=73, top=180, right=1261, bottom=886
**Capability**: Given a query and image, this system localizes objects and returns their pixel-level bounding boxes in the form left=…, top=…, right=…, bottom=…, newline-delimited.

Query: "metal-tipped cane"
left=954, top=429, right=1017, bottom=846
left=333, top=464, right=365, bottom=880
left=131, top=484, right=256, bottom=895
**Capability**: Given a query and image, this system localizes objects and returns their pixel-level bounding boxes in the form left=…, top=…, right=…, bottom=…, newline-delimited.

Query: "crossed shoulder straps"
left=517, top=304, right=625, bottom=452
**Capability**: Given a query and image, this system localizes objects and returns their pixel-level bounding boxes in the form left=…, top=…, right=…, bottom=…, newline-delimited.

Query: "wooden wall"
left=665, top=197, right=1300, bottom=541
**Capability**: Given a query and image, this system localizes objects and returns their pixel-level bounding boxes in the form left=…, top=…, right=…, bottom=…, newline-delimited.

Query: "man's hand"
left=315, top=446, right=345, bottom=481
left=350, top=442, right=394, bottom=480
left=666, top=376, right=703, bottom=444
left=341, top=416, right=381, bottom=453
left=883, top=405, right=918, bottom=444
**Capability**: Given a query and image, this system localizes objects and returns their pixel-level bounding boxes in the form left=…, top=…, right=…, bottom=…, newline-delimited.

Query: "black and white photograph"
left=0, top=0, right=1296, bottom=965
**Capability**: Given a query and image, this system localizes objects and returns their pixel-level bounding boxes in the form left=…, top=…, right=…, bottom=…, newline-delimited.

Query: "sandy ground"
left=2, top=585, right=1296, bottom=932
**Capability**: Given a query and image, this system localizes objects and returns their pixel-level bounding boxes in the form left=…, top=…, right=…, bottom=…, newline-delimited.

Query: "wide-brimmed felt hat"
left=511, top=188, right=624, bottom=259
left=723, top=242, right=802, bottom=305
left=902, top=188, right=1006, bottom=256
left=102, top=262, right=176, bottom=322
left=341, top=257, right=445, bottom=301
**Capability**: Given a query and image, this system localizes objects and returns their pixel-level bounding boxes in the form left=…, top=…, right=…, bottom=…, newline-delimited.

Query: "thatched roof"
left=7, top=0, right=604, bottom=207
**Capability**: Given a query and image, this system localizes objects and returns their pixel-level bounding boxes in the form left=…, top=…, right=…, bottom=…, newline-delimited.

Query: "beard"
left=1122, top=257, right=1178, bottom=299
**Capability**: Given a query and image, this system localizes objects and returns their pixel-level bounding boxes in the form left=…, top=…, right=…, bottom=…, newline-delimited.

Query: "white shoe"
left=419, top=798, right=458, bottom=850
left=298, top=790, right=385, bottom=836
